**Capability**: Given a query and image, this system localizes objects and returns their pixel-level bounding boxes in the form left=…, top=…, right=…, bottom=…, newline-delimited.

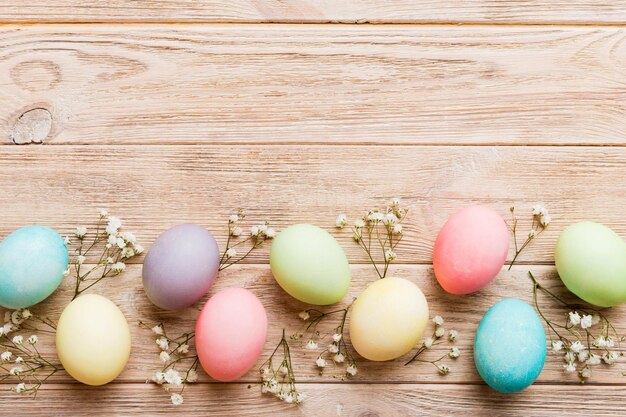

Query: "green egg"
left=555, top=221, right=626, bottom=307
left=270, top=224, right=350, bottom=305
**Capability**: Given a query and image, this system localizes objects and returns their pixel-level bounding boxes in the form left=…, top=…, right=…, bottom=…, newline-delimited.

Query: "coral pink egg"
left=433, top=205, right=509, bottom=295
left=195, top=287, right=267, bottom=382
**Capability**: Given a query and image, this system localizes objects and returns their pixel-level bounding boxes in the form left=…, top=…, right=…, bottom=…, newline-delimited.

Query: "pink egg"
left=195, top=287, right=267, bottom=381
left=433, top=205, right=509, bottom=294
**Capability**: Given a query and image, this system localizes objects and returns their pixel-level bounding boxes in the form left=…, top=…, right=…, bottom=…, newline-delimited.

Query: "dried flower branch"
left=67, top=210, right=143, bottom=300
left=0, top=309, right=61, bottom=396
left=405, top=316, right=460, bottom=374
left=507, top=206, right=551, bottom=270
left=336, top=199, right=407, bottom=279
left=141, top=322, right=199, bottom=406
left=292, top=301, right=357, bottom=379
left=260, top=329, right=304, bottom=404
left=219, top=211, right=276, bottom=271
left=528, top=272, right=623, bottom=382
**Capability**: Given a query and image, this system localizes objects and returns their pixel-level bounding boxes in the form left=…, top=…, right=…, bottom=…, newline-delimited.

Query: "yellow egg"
left=349, top=277, right=428, bottom=361
left=56, top=294, right=131, bottom=385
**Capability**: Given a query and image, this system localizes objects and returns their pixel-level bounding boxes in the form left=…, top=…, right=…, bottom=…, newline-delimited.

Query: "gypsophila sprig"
left=140, top=322, right=198, bottom=405
left=405, top=315, right=460, bottom=374
left=68, top=211, right=143, bottom=300
left=292, top=301, right=357, bottom=379
left=528, top=272, right=623, bottom=383
left=0, top=309, right=61, bottom=396
left=507, top=206, right=551, bottom=270
left=336, top=199, right=407, bottom=279
left=219, top=210, right=276, bottom=271
left=259, top=329, right=304, bottom=404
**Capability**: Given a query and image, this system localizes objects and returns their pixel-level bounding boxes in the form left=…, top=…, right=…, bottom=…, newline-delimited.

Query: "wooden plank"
left=3, top=25, right=626, bottom=145
left=0, top=145, right=624, bottom=264
left=3, top=1, right=626, bottom=24
left=0, top=383, right=625, bottom=416
left=3, top=264, right=625, bottom=384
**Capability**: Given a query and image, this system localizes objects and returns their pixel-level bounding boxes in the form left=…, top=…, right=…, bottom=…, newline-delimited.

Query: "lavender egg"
left=142, top=224, right=219, bottom=310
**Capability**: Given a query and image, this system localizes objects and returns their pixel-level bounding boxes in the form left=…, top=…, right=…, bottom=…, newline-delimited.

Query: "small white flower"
left=177, top=344, right=189, bottom=354
left=333, top=353, right=345, bottom=363
left=438, top=364, right=450, bottom=375
left=121, top=247, right=135, bottom=258
left=116, top=237, right=126, bottom=249
left=392, top=224, right=403, bottom=235
left=164, top=369, right=182, bottom=386
left=316, top=357, right=326, bottom=368
left=15, top=383, right=26, bottom=393
left=332, top=333, right=342, bottom=343
left=577, top=350, right=589, bottom=362
left=156, top=337, right=169, bottom=351
left=76, top=255, right=86, bottom=265
left=231, top=226, right=242, bottom=237
left=423, top=337, right=434, bottom=348
left=112, top=262, right=126, bottom=273
left=279, top=366, right=288, bottom=376
left=580, top=368, right=592, bottom=379
left=306, top=340, right=318, bottom=350
left=9, top=367, right=22, bottom=376
left=64, top=236, right=71, bottom=245
left=354, top=219, right=365, bottom=229
left=63, top=267, right=70, bottom=277
left=284, top=393, right=295, bottom=404
left=106, top=257, right=114, bottom=264
left=152, top=372, right=165, bottom=384
left=335, top=214, right=348, bottom=229
left=528, top=230, right=537, bottom=239
left=75, top=226, right=87, bottom=239
left=159, top=351, right=170, bottom=363
left=531, top=205, right=546, bottom=216
left=540, top=214, right=551, bottom=227
left=448, top=330, right=458, bottom=342
left=265, top=228, right=276, bottom=239
left=106, top=216, right=122, bottom=235
left=580, top=314, right=593, bottom=329
left=586, top=354, right=601, bottom=366
left=449, top=347, right=461, bottom=358
left=329, top=343, right=339, bottom=354
left=12, top=335, right=23, bottom=345
left=563, top=363, right=577, bottom=373
left=225, top=248, right=237, bottom=258
left=385, top=249, right=396, bottom=262
left=133, top=244, right=145, bottom=254
left=99, top=209, right=109, bottom=217
left=298, top=311, right=310, bottom=321
left=1, top=351, right=12, bottom=361
left=14, top=357, right=23, bottom=364
left=11, top=311, right=24, bottom=325
left=435, top=327, right=445, bottom=338
left=591, top=314, right=601, bottom=326
left=346, top=364, right=358, bottom=376
left=27, top=335, right=38, bottom=345
left=186, top=368, right=198, bottom=383
left=563, top=351, right=575, bottom=363
left=108, top=235, right=117, bottom=245
left=570, top=340, right=585, bottom=353
left=568, top=312, right=581, bottom=326
left=433, top=316, right=444, bottom=326
left=552, top=340, right=564, bottom=352
left=151, top=325, right=164, bottom=335
left=602, top=351, right=619, bottom=365
left=170, top=393, right=184, bottom=406
left=382, top=213, right=398, bottom=225
left=228, top=214, right=239, bottom=223
left=295, top=392, right=306, bottom=403
left=250, top=226, right=259, bottom=236
left=1, top=323, right=13, bottom=335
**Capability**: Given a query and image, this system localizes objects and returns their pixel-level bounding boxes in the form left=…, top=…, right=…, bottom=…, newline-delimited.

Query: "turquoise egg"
left=474, top=298, right=546, bottom=393
left=0, top=226, right=68, bottom=309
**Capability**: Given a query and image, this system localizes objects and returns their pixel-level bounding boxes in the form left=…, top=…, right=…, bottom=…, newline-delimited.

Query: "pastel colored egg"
left=474, top=298, right=546, bottom=393
left=56, top=294, right=131, bottom=386
left=270, top=224, right=350, bottom=305
left=143, top=224, right=220, bottom=310
left=433, top=205, right=509, bottom=295
left=556, top=221, right=626, bottom=307
left=349, top=277, right=429, bottom=361
left=195, top=287, right=267, bottom=381
left=0, top=225, right=68, bottom=309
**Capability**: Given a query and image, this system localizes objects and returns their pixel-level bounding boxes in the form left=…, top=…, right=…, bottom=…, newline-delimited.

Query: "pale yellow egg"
left=349, top=277, right=429, bottom=361
left=56, top=294, right=131, bottom=385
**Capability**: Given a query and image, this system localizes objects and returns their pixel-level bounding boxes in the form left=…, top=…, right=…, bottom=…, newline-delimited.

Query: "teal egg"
left=474, top=298, right=546, bottom=393
left=556, top=221, right=626, bottom=307
left=0, top=226, right=69, bottom=309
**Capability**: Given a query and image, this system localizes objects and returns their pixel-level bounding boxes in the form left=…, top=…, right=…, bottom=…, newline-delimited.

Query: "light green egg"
left=270, top=224, right=350, bottom=305
left=555, top=221, right=626, bottom=307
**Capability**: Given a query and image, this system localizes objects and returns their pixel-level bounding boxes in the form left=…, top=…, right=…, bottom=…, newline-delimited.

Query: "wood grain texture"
left=3, top=25, right=626, bottom=145
left=3, top=1, right=626, bottom=24
left=0, top=145, right=624, bottom=264
left=3, top=264, right=624, bottom=385
left=1, top=383, right=625, bottom=416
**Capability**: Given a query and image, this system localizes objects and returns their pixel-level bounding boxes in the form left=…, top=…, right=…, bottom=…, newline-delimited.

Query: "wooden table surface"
left=2, top=2, right=626, bottom=416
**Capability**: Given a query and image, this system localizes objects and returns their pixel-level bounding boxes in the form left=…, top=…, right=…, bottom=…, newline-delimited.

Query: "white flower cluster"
left=146, top=323, right=198, bottom=405
left=259, top=330, right=304, bottom=404
left=508, top=205, right=551, bottom=270
left=220, top=212, right=276, bottom=270
left=406, top=316, right=460, bottom=374
left=555, top=311, right=622, bottom=381
left=336, top=199, right=407, bottom=278
left=531, top=205, right=551, bottom=228
left=1, top=309, right=61, bottom=395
